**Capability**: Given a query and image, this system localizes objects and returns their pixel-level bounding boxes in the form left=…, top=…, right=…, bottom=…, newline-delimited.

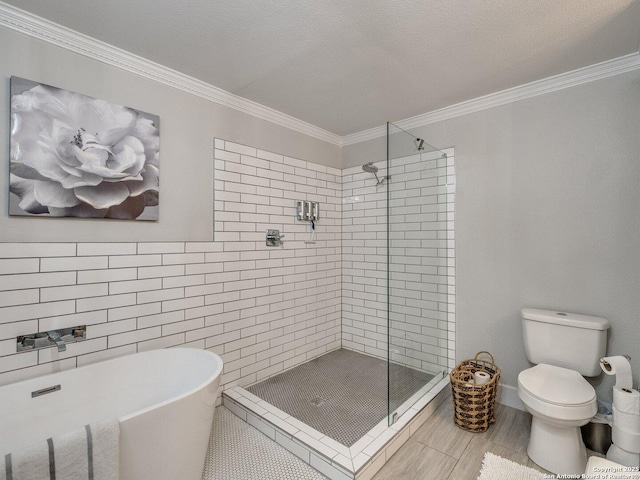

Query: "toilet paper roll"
left=474, top=371, right=491, bottom=385
left=614, top=387, right=640, bottom=416
left=614, top=404, right=640, bottom=433
left=601, top=356, right=634, bottom=390
left=606, top=443, right=640, bottom=468
left=612, top=422, right=640, bottom=453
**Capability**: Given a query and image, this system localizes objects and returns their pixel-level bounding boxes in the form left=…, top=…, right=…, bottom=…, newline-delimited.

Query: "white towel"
left=1, top=419, right=119, bottom=480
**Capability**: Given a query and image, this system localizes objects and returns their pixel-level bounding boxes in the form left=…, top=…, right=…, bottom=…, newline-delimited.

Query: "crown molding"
left=2, top=1, right=639, bottom=150
left=343, top=52, right=640, bottom=146
left=0, top=2, right=343, bottom=146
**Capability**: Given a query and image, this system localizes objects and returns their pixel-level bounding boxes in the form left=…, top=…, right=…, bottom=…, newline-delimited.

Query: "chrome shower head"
left=362, top=162, right=387, bottom=186
left=362, top=163, right=378, bottom=174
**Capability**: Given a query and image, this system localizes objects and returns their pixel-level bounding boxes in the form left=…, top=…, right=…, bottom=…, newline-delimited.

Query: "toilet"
left=517, top=308, right=610, bottom=475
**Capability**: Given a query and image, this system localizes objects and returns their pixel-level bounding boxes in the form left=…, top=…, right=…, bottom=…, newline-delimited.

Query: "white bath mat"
left=477, top=452, right=543, bottom=480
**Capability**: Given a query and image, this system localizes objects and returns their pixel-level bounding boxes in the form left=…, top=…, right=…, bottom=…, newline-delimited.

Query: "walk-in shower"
left=223, top=122, right=455, bottom=479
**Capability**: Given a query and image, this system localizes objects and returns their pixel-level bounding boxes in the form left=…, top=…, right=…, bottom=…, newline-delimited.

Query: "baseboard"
left=496, top=383, right=525, bottom=411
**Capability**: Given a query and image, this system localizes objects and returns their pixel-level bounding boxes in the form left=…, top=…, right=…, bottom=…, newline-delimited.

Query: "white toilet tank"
left=522, top=308, right=609, bottom=376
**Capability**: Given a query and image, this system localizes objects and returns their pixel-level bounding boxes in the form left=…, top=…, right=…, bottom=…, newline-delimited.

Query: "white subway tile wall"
left=0, top=140, right=342, bottom=388
left=342, top=149, right=455, bottom=373
left=0, top=139, right=455, bottom=393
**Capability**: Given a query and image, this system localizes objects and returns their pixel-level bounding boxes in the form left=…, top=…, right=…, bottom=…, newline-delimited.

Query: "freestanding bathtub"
left=0, top=348, right=223, bottom=480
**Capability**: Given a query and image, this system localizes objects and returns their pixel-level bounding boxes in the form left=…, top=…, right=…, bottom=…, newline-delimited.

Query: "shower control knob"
left=266, top=229, right=284, bottom=247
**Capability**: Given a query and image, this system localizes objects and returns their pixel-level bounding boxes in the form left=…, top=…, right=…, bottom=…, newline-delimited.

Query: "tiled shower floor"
left=223, top=349, right=449, bottom=479
left=246, top=349, right=434, bottom=446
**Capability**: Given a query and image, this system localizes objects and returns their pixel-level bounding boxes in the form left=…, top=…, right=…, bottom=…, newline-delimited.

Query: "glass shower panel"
left=387, top=122, right=454, bottom=425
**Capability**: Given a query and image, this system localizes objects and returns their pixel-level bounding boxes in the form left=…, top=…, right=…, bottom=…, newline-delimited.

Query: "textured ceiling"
left=4, top=0, right=640, bottom=136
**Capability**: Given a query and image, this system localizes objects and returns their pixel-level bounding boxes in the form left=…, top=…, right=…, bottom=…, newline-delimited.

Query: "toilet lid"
left=519, top=364, right=595, bottom=406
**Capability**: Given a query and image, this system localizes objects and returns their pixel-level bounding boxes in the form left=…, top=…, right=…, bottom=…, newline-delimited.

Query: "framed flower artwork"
left=9, top=76, right=160, bottom=221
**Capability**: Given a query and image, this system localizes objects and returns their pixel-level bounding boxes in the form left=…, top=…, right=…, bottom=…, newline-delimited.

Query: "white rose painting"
left=9, top=77, right=160, bottom=220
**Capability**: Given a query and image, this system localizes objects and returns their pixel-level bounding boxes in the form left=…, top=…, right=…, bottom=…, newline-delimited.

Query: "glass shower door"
left=386, top=122, right=454, bottom=424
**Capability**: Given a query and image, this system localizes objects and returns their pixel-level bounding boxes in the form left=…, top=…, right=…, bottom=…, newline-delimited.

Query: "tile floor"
left=371, top=400, right=546, bottom=480
left=203, top=406, right=327, bottom=480
left=246, top=349, right=434, bottom=446
left=204, top=395, right=585, bottom=480
left=224, top=376, right=449, bottom=479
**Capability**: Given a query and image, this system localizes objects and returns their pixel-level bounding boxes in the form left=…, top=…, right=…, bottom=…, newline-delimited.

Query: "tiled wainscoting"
left=341, top=149, right=455, bottom=374
left=0, top=138, right=456, bottom=480
left=0, top=139, right=342, bottom=389
left=223, top=377, right=450, bottom=480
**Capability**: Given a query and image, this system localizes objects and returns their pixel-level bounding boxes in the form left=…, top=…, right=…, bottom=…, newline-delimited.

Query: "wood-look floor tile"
left=477, top=403, right=531, bottom=453
left=372, top=440, right=457, bottom=480
left=448, top=435, right=531, bottom=480
left=526, top=458, right=554, bottom=475
left=410, top=398, right=474, bottom=459
left=525, top=449, right=603, bottom=476
left=372, top=400, right=565, bottom=480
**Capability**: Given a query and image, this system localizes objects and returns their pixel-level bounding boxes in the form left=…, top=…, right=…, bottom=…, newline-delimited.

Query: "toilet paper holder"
left=601, top=355, right=631, bottom=372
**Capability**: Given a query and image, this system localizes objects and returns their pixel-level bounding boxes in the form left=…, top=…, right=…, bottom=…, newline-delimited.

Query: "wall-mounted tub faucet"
left=47, top=331, right=66, bottom=352
left=17, top=325, right=86, bottom=353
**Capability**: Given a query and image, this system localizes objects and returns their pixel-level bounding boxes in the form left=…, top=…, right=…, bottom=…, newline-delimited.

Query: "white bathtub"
left=0, top=348, right=223, bottom=480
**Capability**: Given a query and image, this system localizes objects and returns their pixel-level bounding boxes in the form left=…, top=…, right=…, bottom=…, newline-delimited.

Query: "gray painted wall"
left=0, top=27, right=340, bottom=243
left=3, top=22, right=639, bottom=398
left=343, top=70, right=640, bottom=395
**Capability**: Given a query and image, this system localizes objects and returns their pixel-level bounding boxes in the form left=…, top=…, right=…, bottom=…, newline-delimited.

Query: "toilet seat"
left=519, top=364, right=595, bottom=406
left=518, top=364, right=596, bottom=421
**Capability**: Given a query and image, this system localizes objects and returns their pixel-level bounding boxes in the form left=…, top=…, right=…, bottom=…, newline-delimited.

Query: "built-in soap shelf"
left=17, top=325, right=86, bottom=352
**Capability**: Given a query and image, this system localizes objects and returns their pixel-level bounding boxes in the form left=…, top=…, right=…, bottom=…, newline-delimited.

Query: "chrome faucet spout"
left=47, top=331, right=67, bottom=352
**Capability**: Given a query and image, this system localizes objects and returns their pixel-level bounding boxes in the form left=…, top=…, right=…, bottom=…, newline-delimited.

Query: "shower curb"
left=222, top=376, right=450, bottom=480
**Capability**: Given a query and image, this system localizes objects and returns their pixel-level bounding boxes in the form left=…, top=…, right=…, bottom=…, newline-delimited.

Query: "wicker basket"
left=450, top=351, right=501, bottom=432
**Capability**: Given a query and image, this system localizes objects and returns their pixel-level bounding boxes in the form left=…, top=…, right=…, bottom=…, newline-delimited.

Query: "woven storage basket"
left=450, top=351, right=501, bottom=432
